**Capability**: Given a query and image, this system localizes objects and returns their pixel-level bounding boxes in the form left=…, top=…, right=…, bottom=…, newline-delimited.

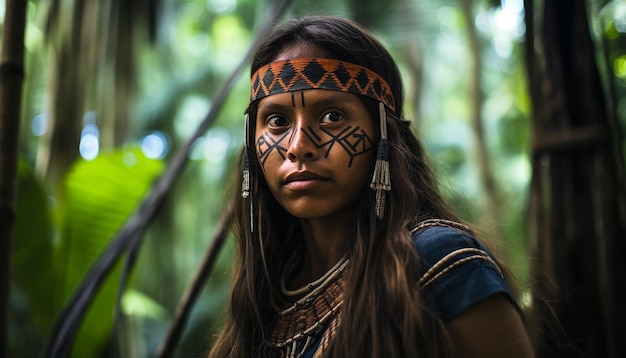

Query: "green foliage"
left=62, top=148, right=164, bottom=356
left=122, top=289, right=170, bottom=321
left=613, top=55, right=626, bottom=78
left=11, top=148, right=164, bottom=357
left=11, top=160, right=54, bottom=357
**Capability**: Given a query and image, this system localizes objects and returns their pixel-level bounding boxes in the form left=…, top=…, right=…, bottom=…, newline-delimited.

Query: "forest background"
left=2, top=0, right=625, bottom=357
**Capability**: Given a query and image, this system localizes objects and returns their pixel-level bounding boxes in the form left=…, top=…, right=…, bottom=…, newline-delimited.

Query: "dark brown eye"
left=267, top=115, right=289, bottom=128
left=321, top=111, right=343, bottom=124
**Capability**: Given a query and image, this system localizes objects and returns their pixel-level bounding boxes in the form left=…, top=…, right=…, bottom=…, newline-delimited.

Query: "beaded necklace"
left=270, top=256, right=349, bottom=358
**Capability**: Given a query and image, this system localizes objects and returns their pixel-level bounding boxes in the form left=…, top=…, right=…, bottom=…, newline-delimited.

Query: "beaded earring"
left=242, top=113, right=251, bottom=198
left=242, top=113, right=254, bottom=232
left=370, top=102, right=391, bottom=220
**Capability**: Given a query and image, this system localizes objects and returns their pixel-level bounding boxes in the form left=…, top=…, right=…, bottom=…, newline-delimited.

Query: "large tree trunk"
left=0, top=0, right=28, bottom=356
left=524, top=1, right=626, bottom=357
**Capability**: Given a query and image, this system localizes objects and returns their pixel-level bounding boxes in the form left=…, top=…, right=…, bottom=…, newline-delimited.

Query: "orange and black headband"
left=249, top=58, right=396, bottom=113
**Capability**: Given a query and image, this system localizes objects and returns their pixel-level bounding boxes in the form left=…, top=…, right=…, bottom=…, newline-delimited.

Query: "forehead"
left=256, top=89, right=365, bottom=109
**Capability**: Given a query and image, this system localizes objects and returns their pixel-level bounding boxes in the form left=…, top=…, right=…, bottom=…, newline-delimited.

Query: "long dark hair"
left=209, top=15, right=507, bottom=357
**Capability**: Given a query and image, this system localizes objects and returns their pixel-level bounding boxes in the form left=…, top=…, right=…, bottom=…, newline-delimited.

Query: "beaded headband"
left=249, top=58, right=396, bottom=113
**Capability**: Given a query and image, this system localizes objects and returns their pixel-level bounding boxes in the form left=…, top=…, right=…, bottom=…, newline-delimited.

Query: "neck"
left=290, top=214, right=353, bottom=287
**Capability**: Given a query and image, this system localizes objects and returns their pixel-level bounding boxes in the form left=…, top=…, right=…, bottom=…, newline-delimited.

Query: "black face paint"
left=302, top=125, right=375, bottom=167
left=256, top=87, right=375, bottom=169
left=256, top=131, right=289, bottom=166
left=290, top=91, right=306, bottom=108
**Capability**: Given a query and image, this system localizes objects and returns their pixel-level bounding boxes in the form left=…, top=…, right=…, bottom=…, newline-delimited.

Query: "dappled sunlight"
left=79, top=123, right=99, bottom=161
left=207, top=0, right=237, bottom=14
left=142, top=131, right=170, bottom=159
left=30, top=113, right=47, bottom=137
left=189, top=127, right=232, bottom=182
left=175, top=95, right=211, bottom=139
left=474, top=2, right=525, bottom=59
left=204, top=127, right=231, bottom=163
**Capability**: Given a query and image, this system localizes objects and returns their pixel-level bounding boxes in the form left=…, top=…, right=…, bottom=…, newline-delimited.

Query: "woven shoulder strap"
left=411, top=219, right=504, bottom=290
left=410, top=218, right=471, bottom=235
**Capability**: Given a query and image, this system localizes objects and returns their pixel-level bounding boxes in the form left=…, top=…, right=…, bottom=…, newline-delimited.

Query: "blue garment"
left=300, top=225, right=514, bottom=357
left=413, top=225, right=514, bottom=321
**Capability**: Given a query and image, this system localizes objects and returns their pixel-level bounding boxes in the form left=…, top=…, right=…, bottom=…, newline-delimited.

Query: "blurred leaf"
left=55, top=147, right=163, bottom=356
left=497, top=109, right=529, bottom=156
left=12, top=148, right=164, bottom=356
left=613, top=54, right=626, bottom=78
left=11, top=158, right=55, bottom=354
left=604, top=20, right=621, bottom=40
left=122, top=289, right=170, bottom=321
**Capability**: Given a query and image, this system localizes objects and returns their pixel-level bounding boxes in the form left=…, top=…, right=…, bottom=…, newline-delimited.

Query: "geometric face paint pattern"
left=257, top=131, right=289, bottom=166
left=301, top=125, right=375, bottom=167
left=256, top=124, right=375, bottom=168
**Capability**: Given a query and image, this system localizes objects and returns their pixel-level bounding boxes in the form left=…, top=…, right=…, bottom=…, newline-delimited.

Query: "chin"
left=283, top=201, right=357, bottom=221
left=285, top=208, right=327, bottom=220
left=281, top=202, right=331, bottom=219
left=277, top=194, right=361, bottom=221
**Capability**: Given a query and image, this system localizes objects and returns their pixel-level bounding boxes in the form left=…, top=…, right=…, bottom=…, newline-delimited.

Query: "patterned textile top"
left=250, top=58, right=396, bottom=112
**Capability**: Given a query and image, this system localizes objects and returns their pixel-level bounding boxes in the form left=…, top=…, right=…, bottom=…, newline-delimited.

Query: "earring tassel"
left=242, top=113, right=251, bottom=199
left=242, top=149, right=250, bottom=198
left=242, top=113, right=254, bottom=232
left=370, top=102, right=391, bottom=219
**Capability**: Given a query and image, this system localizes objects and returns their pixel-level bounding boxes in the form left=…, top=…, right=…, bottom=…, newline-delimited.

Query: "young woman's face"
left=254, top=89, right=378, bottom=220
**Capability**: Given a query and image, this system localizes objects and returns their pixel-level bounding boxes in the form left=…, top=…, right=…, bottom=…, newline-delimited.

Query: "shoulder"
left=412, top=224, right=483, bottom=266
left=411, top=223, right=515, bottom=322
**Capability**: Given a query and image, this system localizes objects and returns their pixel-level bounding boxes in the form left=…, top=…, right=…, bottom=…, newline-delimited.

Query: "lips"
left=283, top=170, right=329, bottom=190
left=284, top=171, right=327, bottom=184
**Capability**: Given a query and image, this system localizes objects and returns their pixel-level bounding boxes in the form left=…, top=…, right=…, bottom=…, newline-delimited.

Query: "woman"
left=209, top=15, right=534, bottom=358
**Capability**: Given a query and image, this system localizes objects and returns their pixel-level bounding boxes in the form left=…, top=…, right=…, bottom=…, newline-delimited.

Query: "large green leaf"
left=12, top=147, right=163, bottom=356
left=56, top=147, right=164, bottom=357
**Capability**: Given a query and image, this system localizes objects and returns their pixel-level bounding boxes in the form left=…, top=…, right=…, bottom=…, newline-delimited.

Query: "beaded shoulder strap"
left=411, top=219, right=503, bottom=290
left=410, top=218, right=471, bottom=235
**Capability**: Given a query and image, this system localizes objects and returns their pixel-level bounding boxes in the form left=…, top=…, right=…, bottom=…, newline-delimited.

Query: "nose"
left=286, top=124, right=317, bottom=162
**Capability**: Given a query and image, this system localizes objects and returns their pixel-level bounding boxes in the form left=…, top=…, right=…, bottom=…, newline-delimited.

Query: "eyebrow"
left=257, top=101, right=290, bottom=112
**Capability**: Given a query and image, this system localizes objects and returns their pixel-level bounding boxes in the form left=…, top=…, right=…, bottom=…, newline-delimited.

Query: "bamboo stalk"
left=0, top=0, right=28, bottom=356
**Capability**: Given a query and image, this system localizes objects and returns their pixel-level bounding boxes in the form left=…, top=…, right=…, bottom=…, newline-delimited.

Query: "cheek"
left=346, top=149, right=376, bottom=181
left=255, top=131, right=289, bottom=171
left=324, top=125, right=377, bottom=168
left=254, top=133, right=269, bottom=172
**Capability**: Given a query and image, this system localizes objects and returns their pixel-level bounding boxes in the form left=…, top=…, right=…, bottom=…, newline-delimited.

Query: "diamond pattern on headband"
left=250, top=58, right=396, bottom=112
